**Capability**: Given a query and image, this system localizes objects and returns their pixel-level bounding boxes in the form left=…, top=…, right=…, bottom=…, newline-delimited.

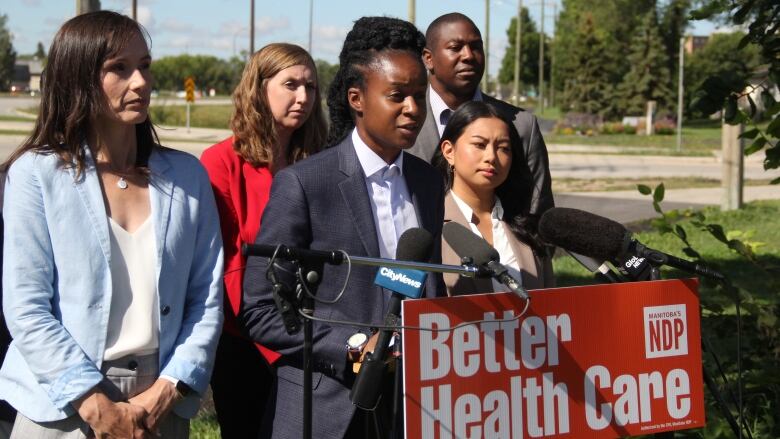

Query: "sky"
left=3, top=0, right=723, bottom=77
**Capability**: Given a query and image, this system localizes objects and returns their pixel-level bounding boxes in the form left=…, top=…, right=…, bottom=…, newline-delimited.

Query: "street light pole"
left=249, top=0, right=255, bottom=55
left=132, top=0, right=137, bottom=20
left=308, top=0, right=313, bottom=52
left=76, top=0, right=100, bottom=15
left=512, top=0, right=523, bottom=105
left=483, top=0, right=490, bottom=93
left=408, top=0, right=416, bottom=25
left=677, top=36, right=684, bottom=152
left=538, top=1, right=544, bottom=114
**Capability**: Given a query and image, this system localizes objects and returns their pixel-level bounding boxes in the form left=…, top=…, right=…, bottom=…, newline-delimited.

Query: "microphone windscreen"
left=442, top=222, right=499, bottom=264
left=396, top=227, right=434, bottom=262
left=538, top=207, right=628, bottom=262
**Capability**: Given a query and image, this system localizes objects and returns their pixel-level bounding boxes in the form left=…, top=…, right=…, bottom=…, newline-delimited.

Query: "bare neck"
left=89, top=121, right=138, bottom=170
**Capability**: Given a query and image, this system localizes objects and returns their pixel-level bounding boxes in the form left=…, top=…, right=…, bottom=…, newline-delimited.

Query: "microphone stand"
left=242, top=244, right=485, bottom=439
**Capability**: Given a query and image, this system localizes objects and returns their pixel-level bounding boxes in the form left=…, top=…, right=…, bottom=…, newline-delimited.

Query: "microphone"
left=442, top=222, right=529, bottom=300
left=538, top=207, right=725, bottom=281
left=350, top=228, right=434, bottom=410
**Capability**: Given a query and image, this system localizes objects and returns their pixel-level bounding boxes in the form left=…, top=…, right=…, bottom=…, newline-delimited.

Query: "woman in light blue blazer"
left=0, top=11, right=223, bottom=438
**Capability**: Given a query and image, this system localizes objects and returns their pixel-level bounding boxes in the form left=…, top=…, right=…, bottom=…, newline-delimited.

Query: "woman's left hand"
left=128, top=378, right=181, bottom=435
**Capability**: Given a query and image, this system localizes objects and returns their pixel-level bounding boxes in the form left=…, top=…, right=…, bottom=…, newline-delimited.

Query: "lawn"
left=553, top=199, right=780, bottom=437
left=149, top=104, right=233, bottom=130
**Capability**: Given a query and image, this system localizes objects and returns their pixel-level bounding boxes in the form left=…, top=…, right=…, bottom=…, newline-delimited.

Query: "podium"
left=401, top=279, right=705, bottom=438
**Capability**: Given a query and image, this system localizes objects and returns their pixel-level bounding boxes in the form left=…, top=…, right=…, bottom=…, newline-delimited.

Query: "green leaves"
left=637, top=184, right=652, bottom=195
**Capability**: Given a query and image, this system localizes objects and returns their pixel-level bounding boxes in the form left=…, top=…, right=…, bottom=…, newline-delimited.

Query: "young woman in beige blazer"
left=436, top=101, right=555, bottom=296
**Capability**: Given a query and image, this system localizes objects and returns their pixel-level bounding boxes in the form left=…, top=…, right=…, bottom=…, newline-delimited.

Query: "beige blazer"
left=442, top=192, right=555, bottom=296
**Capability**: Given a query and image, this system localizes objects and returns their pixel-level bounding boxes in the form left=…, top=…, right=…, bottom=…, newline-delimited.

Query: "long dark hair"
left=326, top=16, right=426, bottom=146
left=1, top=11, right=159, bottom=176
left=435, top=101, right=543, bottom=251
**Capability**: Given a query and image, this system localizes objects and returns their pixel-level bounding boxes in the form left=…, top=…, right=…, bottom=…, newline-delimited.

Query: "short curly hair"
left=326, top=16, right=426, bottom=146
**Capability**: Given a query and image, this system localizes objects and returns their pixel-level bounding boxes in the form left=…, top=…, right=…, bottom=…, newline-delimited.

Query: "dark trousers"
left=210, top=332, right=274, bottom=439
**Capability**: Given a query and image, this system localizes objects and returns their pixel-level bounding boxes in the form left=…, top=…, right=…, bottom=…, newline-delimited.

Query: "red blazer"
left=201, top=137, right=280, bottom=363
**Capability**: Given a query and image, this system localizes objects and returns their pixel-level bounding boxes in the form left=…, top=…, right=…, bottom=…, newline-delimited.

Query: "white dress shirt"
left=450, top=191, right=523, bottom=289
left=352, top=129, right=419, bottom=259
left=429, top=85, right=484, bottom=137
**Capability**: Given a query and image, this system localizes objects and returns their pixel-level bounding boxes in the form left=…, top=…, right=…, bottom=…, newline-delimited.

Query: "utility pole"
left=132, top=0, right=137, bottom=20
left=76, top=0, right=100, bottom=15
left=538, top=1, right=544, bottom=114
left=549, top=3, right=556, bottom=109
left=677, top=36, right=684, bottom=152
left=483, top=0, right=490, bottom=93
left=308, top=0, right=313, bottom=52
left=512, top=0, right=523, bottom=105
left=408, top=0, right=416, bottom=25
left=249, top=0, right=255, bottom=55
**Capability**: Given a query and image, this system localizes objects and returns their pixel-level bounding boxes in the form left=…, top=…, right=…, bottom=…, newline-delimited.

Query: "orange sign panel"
left=401, top=279, right=705, bottom=438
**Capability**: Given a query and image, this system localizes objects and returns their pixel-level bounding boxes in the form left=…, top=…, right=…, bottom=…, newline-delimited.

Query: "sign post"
left=402, top=279, right=705, bottom=438
left=184, top=76, right=195, bottom=133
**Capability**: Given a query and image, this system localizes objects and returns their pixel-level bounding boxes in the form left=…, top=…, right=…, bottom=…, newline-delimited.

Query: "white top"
left=351, top=129, right=419, bottom=259
left=450, top=191, right=523, bottom=289
left=103, top=216, right=160, bottom=360
left=428, top=85, right=484, bottom=137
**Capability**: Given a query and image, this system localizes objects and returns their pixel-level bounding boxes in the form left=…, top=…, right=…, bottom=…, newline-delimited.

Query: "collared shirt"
left=429, top=85, right=484, bottom=137
left=450, top=191, right=523, bottom=289
left=352, top=129, right=419, bottom=259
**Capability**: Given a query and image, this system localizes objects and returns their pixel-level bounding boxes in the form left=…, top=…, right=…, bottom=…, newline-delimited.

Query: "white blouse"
left=103, top=216, right=159, bottom=360
left=450, top=191, right=524, bottom=289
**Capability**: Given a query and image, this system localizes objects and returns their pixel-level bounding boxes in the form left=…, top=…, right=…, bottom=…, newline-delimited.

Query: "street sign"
left=184, top=77, right=195, bottom=103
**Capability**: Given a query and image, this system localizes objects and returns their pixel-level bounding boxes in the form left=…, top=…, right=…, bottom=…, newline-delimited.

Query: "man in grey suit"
left=407, top=12, right=554, bottom=219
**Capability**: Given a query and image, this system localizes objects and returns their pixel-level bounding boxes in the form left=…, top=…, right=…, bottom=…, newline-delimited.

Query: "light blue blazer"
left=0, top=145, right=224, bottom=422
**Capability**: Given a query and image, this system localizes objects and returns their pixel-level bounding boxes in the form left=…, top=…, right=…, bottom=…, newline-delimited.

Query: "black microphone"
left=538, top=207, right=725, bottom=281
left=350, top=227, right=434, bottom=410
left=442, top=222, right=530, bottom=300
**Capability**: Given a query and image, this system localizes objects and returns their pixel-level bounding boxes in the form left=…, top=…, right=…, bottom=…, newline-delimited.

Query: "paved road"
left=0, top=96, right=231, bottom=117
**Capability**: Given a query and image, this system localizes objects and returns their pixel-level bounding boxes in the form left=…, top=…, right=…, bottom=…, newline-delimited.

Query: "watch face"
left=346, top=332, right=368, bottom=349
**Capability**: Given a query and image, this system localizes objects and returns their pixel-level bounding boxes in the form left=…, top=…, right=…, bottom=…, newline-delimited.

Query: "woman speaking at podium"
left=436, top=101, right=555, bottom=295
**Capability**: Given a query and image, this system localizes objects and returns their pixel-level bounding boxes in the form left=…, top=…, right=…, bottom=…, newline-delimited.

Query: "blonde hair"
left=230, top=43, right=327, bottom=167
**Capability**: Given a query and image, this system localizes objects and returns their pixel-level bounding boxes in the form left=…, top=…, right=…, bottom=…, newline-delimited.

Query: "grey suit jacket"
left=441, top=192, right=555, bottom=296
left=407, top=91, right=555, bottom=218
left=241, top=137, right=445, bottom=439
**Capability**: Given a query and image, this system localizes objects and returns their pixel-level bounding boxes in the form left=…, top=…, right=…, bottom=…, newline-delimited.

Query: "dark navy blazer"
left=241, top=137, right=445, bottom=439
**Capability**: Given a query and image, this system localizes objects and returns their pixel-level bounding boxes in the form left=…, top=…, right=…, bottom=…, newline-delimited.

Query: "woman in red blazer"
left=200, top=43, right=327, bottom=438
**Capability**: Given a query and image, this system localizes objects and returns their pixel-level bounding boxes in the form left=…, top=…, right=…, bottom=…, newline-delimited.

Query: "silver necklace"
left=117, top=177, right=128, bottom=189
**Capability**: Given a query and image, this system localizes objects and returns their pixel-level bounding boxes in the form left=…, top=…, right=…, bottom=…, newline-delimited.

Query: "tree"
left=560, top=13, right=618, bottom=117
left=498, top=7, right=550, bottom=95
left=690, top=0, right=779, bottom=181
left=615, top=9, right=674, bottom=115
left=315, top=59, right=338, bottom=99
left=34, top=41, right=46, bottom=60
left=0, top=14, right=16, bottom=91
left=684, top=32, right=761, bottom=118
left=659, top=0, right=692, bottom=86
left=553, top=0, right=656, bottom=117
left=151, top=54, right=244, bottom=94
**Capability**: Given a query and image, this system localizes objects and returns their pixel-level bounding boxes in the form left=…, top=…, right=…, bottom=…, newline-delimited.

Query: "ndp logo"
left=643, top=304, right=688, bottom=359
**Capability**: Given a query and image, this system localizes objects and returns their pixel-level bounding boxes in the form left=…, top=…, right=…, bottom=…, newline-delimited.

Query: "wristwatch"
left=175, top=380, right=193, bottom=398
left=346, top=332, right=369, bottom=362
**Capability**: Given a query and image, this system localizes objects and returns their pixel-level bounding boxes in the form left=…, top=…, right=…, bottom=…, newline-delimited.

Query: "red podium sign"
left=402, top=279, right=705, bottom=438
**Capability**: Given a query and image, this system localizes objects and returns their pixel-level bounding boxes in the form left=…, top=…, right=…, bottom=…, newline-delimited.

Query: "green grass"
left=0, top=129, right=29, bottom=136
left=190, top=413, right=221, bottom=438
left=0, top=114, right=35, bottom=122
left=149, top=104, right=233, bottom=129
left=546, top=124, right=721, bottom=154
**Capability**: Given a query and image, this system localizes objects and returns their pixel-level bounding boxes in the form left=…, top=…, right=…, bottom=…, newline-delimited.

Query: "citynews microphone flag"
left=401, top=279, right=705, bottom=438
